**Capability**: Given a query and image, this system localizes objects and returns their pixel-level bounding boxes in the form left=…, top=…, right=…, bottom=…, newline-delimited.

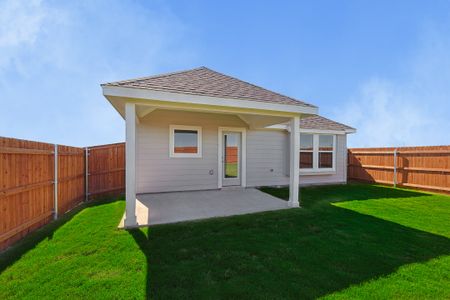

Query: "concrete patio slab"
left=118, top=188, right=289, bottom=228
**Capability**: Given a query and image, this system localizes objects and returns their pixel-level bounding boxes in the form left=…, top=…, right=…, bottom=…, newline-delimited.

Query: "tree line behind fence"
left=348, top=145, right=450, bottom=194
left=0, top=137, right=125, bottom=251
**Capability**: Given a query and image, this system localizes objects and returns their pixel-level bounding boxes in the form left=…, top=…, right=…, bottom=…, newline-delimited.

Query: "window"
left=169, top=125, right=202, bottom=158
left=319, top=135, right=333, bottom=169
left=299, top=134, right=336, bottom=172
left=300, top=134, right=314, bottom=169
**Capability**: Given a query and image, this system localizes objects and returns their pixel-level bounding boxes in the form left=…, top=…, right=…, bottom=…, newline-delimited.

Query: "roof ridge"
left=202, top=67, right=316, bottom=108
left=101, top=66, right=207, bottom=86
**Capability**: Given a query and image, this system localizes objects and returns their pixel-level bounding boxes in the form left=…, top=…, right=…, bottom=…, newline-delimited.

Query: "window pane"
left=319, top=135, right=333, bottom=151
left=300, top=152, right=313, bottom=169
left=174, top=130, right=198, bottom=153
left=319, top=152, right=333, bottom=168
left=224, top=133, right=239, bottom=178
left=300, top=133, right=313, bottom=150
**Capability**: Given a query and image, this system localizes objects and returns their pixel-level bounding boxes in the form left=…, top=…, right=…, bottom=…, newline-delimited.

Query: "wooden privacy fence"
left=348, top=145, right=450, bottom=193
left=0, top=137, right=125, bottom=250
left=88, top=143, right=125, bottom=199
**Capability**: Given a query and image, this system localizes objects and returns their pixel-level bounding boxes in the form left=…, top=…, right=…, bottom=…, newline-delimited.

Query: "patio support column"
left=125, top=102, right=137, bottom=227
left=289, top=116, right=300, bottom=207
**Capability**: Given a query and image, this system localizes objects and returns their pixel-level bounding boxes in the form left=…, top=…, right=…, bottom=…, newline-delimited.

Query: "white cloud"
left=0, top=0, right=196, bottom=146
left=337, top=24, right=450, bottom=147
left=0, top=0, right=45, bottom=47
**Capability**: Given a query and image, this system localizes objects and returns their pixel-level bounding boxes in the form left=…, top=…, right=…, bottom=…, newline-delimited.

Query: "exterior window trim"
left=169, top=125, right=202, bottom=158
left=300, top=133, right=336, bottom=173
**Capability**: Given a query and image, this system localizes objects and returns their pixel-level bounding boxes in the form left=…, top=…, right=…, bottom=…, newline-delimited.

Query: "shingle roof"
left=300, top=115, right=355, bottom=132
left=102, top=67, right=316, bottom=108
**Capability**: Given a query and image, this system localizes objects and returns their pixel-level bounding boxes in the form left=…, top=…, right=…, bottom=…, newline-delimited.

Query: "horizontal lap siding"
left=246, top=130, right=290, bottom=187
left=247, top=131, right=348, bottom=187
left=136, top=110, right=246, bottom=193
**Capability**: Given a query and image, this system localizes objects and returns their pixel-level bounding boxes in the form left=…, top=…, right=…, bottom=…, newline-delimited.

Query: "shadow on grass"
left=129, top=184, right=449, bottom=299
left=129, top=229, right=152, bottom=297
left=0, top=196, right=122, bottom=273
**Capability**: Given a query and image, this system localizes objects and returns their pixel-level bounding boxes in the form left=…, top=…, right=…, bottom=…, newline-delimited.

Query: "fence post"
left=54, top=144, right=58, bottom=220
left=85, top=147, right=89, bottom=202
left=393, top=148, right=397, bottom=188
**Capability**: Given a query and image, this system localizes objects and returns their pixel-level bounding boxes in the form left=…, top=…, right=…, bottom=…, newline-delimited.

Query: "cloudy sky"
left=1, top=0, right=449, bottom=147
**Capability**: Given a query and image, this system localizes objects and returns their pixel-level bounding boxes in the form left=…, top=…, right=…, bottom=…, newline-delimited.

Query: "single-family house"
left=101, top=67, right=355, bottom=227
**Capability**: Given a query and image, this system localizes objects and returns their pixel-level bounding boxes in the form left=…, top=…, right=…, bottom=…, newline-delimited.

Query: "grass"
left=1, top=184, right=449, bottom=299
left=225, top=162, right=238, bottom=178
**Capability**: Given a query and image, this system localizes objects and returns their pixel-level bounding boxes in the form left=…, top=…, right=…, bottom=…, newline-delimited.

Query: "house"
left=101, top=67, right=355, bottom=227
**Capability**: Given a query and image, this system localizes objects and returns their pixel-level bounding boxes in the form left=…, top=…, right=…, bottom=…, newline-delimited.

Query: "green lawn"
left=1, top=184, right=449, bottom=299
left=225, top=162, right=238, bottom=178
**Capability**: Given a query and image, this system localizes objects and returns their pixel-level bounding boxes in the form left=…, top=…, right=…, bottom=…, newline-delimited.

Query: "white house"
left=101, top=67, right=355, bottom=227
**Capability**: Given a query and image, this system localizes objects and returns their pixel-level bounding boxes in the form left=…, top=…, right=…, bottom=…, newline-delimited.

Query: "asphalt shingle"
left=102, top=67, right=316, bottom=108
left=300, top=115, right=355, bottom=132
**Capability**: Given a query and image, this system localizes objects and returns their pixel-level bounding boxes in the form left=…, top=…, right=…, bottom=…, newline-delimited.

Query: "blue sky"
left=1, top=0, right=449, bottom=147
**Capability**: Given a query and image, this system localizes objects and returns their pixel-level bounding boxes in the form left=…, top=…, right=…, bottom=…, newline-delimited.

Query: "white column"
left=289, top=116, right=300, bottom=207
left=125, top=102, right=137, bottom=227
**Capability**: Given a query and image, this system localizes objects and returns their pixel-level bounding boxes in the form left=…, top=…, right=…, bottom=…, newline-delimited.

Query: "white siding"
left=136, top=110, right=246, bottom=193
left=246, top=130, right=290, bottom=187
left=246, top=131, right=347, bottom=187
left=136, top=110, right=348, bottom=194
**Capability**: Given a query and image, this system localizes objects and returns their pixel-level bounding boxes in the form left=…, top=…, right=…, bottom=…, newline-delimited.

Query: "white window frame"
left=169, top=125, right=202, bottom=158
left=218, top=127, right=247, bottom=188
left=299, top=133, right=336, bottom=173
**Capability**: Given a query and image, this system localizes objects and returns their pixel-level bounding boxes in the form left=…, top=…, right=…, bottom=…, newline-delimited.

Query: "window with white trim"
left=169, top=125, right=202, bottom=158
left=300, top=133, right=336, bottom=172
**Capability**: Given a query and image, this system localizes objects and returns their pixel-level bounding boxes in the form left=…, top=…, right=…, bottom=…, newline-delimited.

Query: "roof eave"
left=265, top=125, right=356, bottom=134
left=299, top=128, right=355, bottom=135
left=102, top=85, right=318, bottom=116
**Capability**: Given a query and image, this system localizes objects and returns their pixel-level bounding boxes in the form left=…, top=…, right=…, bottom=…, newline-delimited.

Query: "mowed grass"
left=225, top=162, right=238, bottom=178
left=1, top=184, right=449, bottom=299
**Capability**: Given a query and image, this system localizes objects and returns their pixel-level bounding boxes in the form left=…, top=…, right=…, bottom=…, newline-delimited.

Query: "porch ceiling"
left=134, top=104, right=294, bottom=128
left=107, top=95, right=309, bottom=129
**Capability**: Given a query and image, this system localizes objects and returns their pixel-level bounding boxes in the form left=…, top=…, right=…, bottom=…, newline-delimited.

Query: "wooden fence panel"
left=0, top=138, right=126, bottom=251
left=58, top=145, right=85, bottom=215
left=0, top=137, right=55, bottom=250
left=88, top=143, right=125, bottom=199
left=348, top=145, right=450, bottom=193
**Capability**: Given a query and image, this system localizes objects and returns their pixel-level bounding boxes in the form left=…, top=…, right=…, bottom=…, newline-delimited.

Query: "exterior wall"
left=136, top=110, right=348, bottom=194
left=136, top=109, right=246, bottom=193
left=246, top=130, right=290, bottom=187
left=246, top=131, right=347, bottom=188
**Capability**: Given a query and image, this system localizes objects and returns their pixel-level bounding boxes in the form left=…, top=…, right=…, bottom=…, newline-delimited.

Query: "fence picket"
left=0, top=137, right=125, bottom=251
left=348, top=145, right=450, bottom=194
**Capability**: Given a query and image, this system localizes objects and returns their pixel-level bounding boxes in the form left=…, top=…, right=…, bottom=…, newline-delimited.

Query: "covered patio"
left=118, top=188, right=288, bottom=227
left=102, top=67, right=319, bottom=228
